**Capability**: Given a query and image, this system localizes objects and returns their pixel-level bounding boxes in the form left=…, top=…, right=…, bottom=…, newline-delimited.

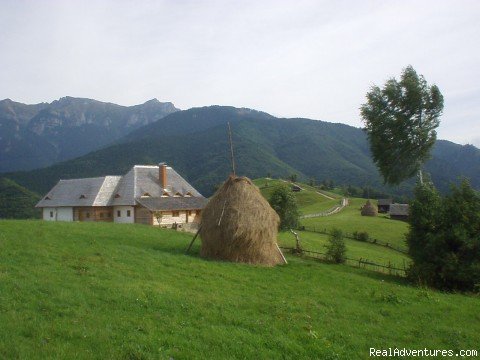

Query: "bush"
left=352, top=231, right=369, bottom=242
left=325, top=228, right=346, bottom=264
left=407, top=179, right=480, bottom=292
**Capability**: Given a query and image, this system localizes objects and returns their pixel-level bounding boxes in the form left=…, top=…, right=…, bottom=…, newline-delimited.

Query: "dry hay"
left=199, top=175, right=284, bottom=266
left=361, top=200, right=378, bottom=217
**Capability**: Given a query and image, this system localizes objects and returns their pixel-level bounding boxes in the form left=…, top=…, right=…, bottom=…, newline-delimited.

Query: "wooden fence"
left=298, top=226, right=407, bottom=254
left=280, top=246, right=408, bottom=277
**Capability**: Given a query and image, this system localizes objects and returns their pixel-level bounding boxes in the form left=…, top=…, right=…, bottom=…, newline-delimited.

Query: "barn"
left=36, top=163, right=207, bottom=229
left=377, top=199, right=393, bottom=213
left=389, top=203, right=409, bottom=221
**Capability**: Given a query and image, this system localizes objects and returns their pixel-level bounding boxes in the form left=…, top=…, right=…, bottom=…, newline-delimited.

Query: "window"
left=142, top=192, right=151, bottom=197
left=79, top=194, right=86, bottom=199
left=172, top=211, right=180, bottom=217
left=86, top=212, right=90, bottom=219
left=45, top=196, right=51, bottom=200
left=50, top=211, right=54, bottom=218
left=114, top=194, right=121, bottom=198
left=99, top=213, right=104, bottom=218
left=117, top=210, right=121, bottom=217
left=127, top=210, right=131, bottom=217
left=185, top=192, right=192, bottom=197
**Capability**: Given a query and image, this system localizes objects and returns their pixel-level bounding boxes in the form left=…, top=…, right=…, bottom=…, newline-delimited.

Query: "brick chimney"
left=159, top=163, right=167, bottom=189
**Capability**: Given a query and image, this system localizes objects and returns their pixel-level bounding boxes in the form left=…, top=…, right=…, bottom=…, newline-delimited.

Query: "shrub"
left=325, top=228, right=346, bottom=264
left=352, top=231, right=369, bottom=242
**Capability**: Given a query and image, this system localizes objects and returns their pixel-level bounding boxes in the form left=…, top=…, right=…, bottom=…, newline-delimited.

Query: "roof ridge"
left=93, top=177, right=109, bottom=206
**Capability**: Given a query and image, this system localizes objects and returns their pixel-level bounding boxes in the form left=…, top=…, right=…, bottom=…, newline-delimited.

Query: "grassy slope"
left=278, top=231, right=409, bottom=268
left=301, top=198, right=410, bottom=251
left=0, top=220, right=479, bottom=359
left=253, top=178, right=340, bottom=215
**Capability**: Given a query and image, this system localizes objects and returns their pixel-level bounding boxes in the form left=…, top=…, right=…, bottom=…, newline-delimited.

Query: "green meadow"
left=253, top=178, right=341, bottom=215
left=300, top=198, right=409, bottom=251
left=0, top=220, right=479, bottom=359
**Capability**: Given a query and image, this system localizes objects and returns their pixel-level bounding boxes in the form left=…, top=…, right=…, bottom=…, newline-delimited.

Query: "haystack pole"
left=189, top=122, right=287, bottom=266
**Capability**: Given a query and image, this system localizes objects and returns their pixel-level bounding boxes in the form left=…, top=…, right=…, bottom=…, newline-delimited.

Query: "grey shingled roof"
left=35, top=176, right=122, bottom=207
left=36, top=164, right=205, bottom=210
left=136, top=196, right=208, bottom=211
left=377, top=199, right=393, bottom=206
left=389, top=204, right=409, bottom=216
left=110, top=165, right=202, bottom=206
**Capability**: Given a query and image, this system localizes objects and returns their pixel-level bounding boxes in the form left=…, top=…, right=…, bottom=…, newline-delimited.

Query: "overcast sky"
left=1, top=0, right=479, bottom=146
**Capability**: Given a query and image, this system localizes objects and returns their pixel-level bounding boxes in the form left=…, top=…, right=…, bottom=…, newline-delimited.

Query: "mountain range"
left=0, top=97, right=179, bottom=172
left=1, top=103, right=479, bottom=218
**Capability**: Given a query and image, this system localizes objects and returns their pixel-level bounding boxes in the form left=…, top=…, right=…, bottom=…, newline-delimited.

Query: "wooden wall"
left=74, top=207, right=113, bottom=222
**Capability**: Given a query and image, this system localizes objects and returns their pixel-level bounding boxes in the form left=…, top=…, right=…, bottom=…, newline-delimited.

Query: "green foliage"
left=361, top=65, right=444, bottom=185
left=268, top=185, right=300, bottom=230
left=407, top=179, right=480, bottom=291
left=325, top=228, right=346, bottom=264
left=0, top=178, right=40, bottom=219
left=352, top=231, right=370, bottom=242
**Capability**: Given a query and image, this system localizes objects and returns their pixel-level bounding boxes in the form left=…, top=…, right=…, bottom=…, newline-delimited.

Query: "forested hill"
left=0, top=97, right=179, bottom=172
left=3, top=106, right=479, bottom=201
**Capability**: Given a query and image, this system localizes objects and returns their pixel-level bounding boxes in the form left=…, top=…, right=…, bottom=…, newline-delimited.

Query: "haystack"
left=199, top=175, right=285, bottom=266
left=361, top=200, right=378, bottom=217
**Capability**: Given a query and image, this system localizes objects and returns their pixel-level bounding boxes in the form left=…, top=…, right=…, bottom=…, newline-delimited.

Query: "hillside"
left=0, top=220, right=478, bottom=359
left=253, top=177, right=341, bottom=214
left=0, top=97, right=179, bottom=172
left=2, top=106, right=479, bottom=219
left=0, top=178, right=40, bottom=219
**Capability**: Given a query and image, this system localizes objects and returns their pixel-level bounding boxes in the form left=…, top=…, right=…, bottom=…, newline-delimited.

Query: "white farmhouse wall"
left=56, top=207, right=73, bottom=222
left=43, top=208, right=56, bottom=221
left=114, top=206, right=135, bottom=223
left=42, top=207, right=73, bottom=221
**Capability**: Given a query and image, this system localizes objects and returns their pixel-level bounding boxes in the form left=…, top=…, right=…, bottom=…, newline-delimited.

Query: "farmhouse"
left=36, top=163, right=208, bottom=228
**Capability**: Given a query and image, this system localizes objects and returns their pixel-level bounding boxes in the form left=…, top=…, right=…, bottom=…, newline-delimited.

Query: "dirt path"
left=301, top=198, right=349, bottom=219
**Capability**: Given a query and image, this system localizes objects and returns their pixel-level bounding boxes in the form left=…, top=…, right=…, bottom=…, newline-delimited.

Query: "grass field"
left=253, top=178, right=340, bottom=215
left=278, top=231, right=410, bottom=268
left=1, top=220, right=479, bottom=359
left=301, top=198, right=409, bottom=251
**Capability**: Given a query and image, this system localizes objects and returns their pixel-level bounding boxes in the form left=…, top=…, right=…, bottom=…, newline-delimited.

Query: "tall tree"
left=361, top=66, right=444, bottom=185
left=407, top=179, right=480, bottom=291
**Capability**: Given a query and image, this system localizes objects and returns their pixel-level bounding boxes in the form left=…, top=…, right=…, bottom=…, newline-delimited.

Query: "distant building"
left=36, top=163, right=207, bottom=229
left=291, top=184, right=302, bottom=192
left=389, top=204, right=409, bottom=221
left=377, top=199, right=393, bottom=213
